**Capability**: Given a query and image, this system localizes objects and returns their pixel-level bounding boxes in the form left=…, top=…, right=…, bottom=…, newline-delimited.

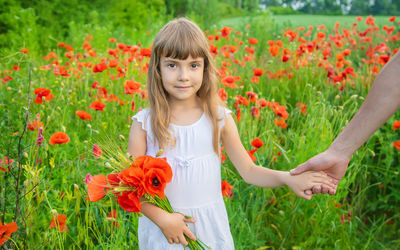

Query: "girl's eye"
left=191, top=64, right=200, bottom=69
left=167, top=63, right=176, bottom=68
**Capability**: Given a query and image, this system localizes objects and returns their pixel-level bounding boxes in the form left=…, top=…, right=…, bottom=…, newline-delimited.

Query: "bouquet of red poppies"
left=86, top=142, right=209, bottom=249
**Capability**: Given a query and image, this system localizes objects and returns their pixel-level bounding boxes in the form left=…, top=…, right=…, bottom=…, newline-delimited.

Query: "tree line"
left=260, top=0, right=400, bottom=15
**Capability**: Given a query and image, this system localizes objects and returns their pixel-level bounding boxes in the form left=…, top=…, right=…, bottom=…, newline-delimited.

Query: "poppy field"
left=1, top=14, right=400, bottom=249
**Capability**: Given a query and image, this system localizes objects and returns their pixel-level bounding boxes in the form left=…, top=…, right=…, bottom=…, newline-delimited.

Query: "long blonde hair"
left=147, top=17, right=223, bottom=155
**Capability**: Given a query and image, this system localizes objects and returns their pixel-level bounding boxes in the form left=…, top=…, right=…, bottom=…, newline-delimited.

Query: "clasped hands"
left=290, top=149, right=350, bottom=198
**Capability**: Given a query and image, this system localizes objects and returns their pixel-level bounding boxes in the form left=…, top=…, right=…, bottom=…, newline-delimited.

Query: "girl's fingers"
left=178, top=234, right=188, bottom=246
left=183, top=227, right=197, bottom=241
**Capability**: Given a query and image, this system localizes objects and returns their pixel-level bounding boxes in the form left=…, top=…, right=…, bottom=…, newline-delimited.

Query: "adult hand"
left=290, top=148, right=350, bottom=195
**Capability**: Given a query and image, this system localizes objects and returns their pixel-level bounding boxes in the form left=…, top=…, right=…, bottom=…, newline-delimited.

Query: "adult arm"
left=291, top=51, right=400, bottom=194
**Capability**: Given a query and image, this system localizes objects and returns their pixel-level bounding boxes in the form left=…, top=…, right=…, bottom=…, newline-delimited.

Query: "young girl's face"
left=160, top=55, right=204, bottom=104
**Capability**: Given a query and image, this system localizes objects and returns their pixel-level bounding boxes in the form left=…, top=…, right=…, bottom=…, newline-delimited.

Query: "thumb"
left=290, top=162, right=310, bottom=176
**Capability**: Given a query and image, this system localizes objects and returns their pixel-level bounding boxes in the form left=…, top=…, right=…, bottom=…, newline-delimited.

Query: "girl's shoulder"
left=217, top=105, right=232, bottom=129
left=131, top=108, right=151, bottom=133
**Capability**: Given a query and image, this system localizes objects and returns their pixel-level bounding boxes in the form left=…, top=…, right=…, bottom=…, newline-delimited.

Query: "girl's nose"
left=178, top=68, right=189, bottom=81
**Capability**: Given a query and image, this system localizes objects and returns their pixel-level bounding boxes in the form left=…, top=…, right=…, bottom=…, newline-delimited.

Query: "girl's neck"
left=169, top=96, right=203, bottom=112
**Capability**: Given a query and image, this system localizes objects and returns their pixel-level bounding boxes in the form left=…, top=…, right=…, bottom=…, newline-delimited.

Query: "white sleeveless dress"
left=132, top=107, right=235, bottom=250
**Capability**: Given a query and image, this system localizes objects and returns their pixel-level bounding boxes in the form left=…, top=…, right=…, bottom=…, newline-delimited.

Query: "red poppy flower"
left=119, top=166, right=146, bottom=197
left=248, top=149, right=257, bottom=162
left=273, top=105, right=289, bottom=120
left=393, top=121, right=400, bottom=130
left=124, top=80, right=141, bottom=94
left=87, top=175, right=108, bottom=202
left=0, top=221, right=18, bottom=246
left=49, top=214, right=68, bottom=232
left=140, top=48, right=151, bottom=57
left=117, top=191, right=141, bottom=213
left=218, top=88, right=228, bottom=101
left=0, top=157, right=14, bottom=173
left=20, top=48, right=29, bottom=54
left=221, top=180, right=233, bottom=198
left=89, top=101, right=106, bottom=111
left=28, top=120, right=44, bottom=131
left=49, top=132, right=70, bottom=145
left=76, top=110, right=92, bottom=120
left=34, top=88, right=54, bottom=104
left=93, top=62, right=108, bottom=73
left=253, top=68, right=263, bottom=77
left=142, top=158, right=173, bottom=199
left=248, top=38, right=258, bottom=45
left=251, top=138, right=264, bottom=148
left=274, top=119, right=287, bottom=128
left=393, top=141, right=400, bottom=151
left=295, top=103, right=307, bottom=115
left=92, top=144, right=102, bottom=158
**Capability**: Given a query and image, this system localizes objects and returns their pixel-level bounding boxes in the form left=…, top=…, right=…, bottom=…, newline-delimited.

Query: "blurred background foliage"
left=3, top=0, right=400, bottom=57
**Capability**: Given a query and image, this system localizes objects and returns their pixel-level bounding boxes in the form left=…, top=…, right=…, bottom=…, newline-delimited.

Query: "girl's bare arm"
left=221, top=114, right=335, bottom=199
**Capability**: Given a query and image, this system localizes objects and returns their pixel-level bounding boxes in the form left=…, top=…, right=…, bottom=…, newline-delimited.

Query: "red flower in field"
left=124, top=80, right=141, bottom=94
left=296, top=103, right=307, bottom=115
left=28, top=120, right=44, bottom=131
left=248, top=148, right=258, bottom=162
left=253, top=68, right=263, bottom=77
left=76, top=110, right=92, bottom=120
left=84, top=173, right=93, bottom=184
left=89, top=101, right=106, bottom=111
left=274, top=119, right=287, bottom=128
left=281, top=55, right=290, bottom=62
left=356, top=16, right=363, bottom=21
left=87, top=175, right=108, bottom=202
left=248, top=37, right=258, bottom=45
left=220, top=26, right=231, bottom=38
left=218, top=88, right=228, bottom=101
left=221, top=180, right=233, bottom=198
left=12, top=65, right=20, bottom=71
left=107, top=209, right=119, bottom=228
left=49, top=214, right=68, bottom=232
left=269, top=45, right=280, bottom=56
left=393, top=141, right=400, bottom=150
left=92, top=144, right=102, bottom=158
left=251, top=106, right=260, bottom=118
left=20, top=48, right=29, bottom=54
left=49, top=132, right=70, bottom=145
left=257, top=99, right=268, bottom=108
left=0, top=157, right=14, bottom=173
left=92, top=81, right=99, bottom=89
left=0, top=220, right=18, bottom=246
left=220, top=147, right=227, bottom=164
left=117, top=191, right=141, bottom=213
left=251, top=138, right=264, bottom=149
left=142, top=158, right=173, bottom=199
left=34, top=88, right=54, bottom=104
left=389, top=16, right=396, bottom=22
left=140, top=48, right=151, bottom=57
left=273, top=105, right=289, bottom=120
left=93, top=62, right=108, bottom=73
left=393, top=121, right=400, bottom=130
left=246, top=91, right=258, bottom=103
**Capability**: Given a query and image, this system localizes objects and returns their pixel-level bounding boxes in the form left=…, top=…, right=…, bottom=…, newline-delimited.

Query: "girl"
left=127, top=17, right=335, bottom=249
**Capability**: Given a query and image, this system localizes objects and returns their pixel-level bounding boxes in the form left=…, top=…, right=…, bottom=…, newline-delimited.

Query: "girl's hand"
left=158, top=212, right=197, bottom=246
left=284, top=171, right=336, bottom=200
